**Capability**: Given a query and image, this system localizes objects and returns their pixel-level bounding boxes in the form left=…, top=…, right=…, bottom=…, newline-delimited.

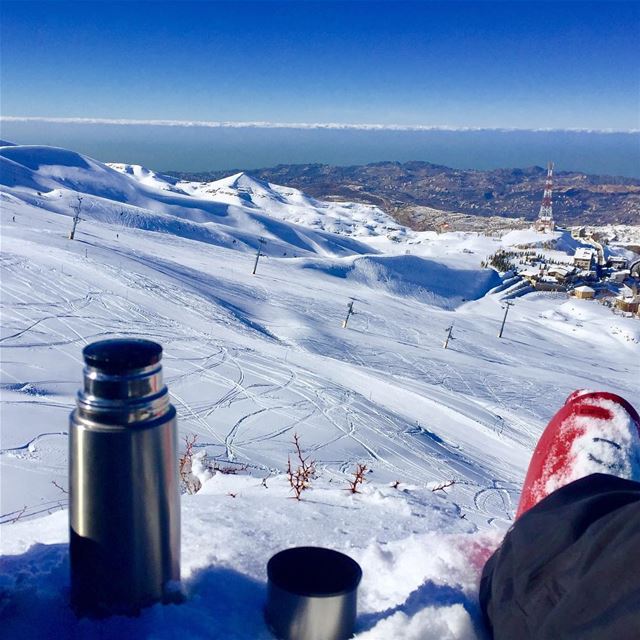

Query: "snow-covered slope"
left=174, top=171, right=408, bottom=239
left=107, top=163, right=185, bottom=192
left=1, top=143, right=638, bottom=639
left=1, top=145, right=374, bottom=258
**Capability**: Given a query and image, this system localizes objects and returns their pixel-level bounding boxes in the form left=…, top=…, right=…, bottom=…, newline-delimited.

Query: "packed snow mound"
left=302, top=255, right=502, bottom=308
left=552, top=231, right=585, bottom=254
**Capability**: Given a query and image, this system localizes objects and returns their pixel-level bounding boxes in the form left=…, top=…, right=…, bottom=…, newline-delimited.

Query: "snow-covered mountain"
left=173, top=170, right=408, bottom=239
left=1, top=145, right=378, bottom=258
left=1, top=143, right=638, bottom=638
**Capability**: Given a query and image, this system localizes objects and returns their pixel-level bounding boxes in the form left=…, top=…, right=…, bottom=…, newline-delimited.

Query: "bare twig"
left=287, top=433, right=316, bottom=500
left=180, top=434, right=198, bottom=472
left=210, top=462, right=248, bottom=475
left=11, top=505, right=28, bottom=523
left=179, top=434, right=202, bottom=495
left=347, top=463, right=368, bottom=494
left=431, top=480, right=456, bottom=493
left=51, top=480, right=68, bottom=494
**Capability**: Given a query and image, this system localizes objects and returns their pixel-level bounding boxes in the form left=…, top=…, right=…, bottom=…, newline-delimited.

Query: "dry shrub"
left=347, top=463, right=368, bottom=494
left=287, top=433, right=316, bottom=500
left=179, top=434, right=202, bottom=495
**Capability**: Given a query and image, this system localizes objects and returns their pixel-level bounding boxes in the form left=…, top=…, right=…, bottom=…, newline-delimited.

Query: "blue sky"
left=1, top=0, right=639, bottom=130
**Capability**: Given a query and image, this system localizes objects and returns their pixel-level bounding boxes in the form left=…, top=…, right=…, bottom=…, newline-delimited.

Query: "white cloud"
left=0, top=115, right=636, bottom=134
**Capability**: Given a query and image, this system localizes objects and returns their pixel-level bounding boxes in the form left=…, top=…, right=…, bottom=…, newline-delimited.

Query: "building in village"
left=615, top=296, right=640, bottom=314
left=535, top=277, right=567, bottom=292
left=607, top=256, right=628, bottom=270
left=614, top=286, right=640, bottom=314
left=547, top=264, right=575, bottom=283
left=609, top=270, right=630, bottom=284
left=573, top=285, right=596, bottom=300
left=573, top=248, right=597, bottom=270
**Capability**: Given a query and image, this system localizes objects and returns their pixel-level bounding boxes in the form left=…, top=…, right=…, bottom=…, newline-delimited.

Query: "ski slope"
left=1, top=143, right=638, bottom=638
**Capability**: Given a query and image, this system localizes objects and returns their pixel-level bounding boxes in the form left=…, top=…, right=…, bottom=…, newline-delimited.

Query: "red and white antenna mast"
left=535, top=161, right=555, bottom=232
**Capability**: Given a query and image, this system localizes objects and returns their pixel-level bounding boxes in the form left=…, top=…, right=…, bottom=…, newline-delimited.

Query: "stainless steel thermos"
left=69, top=338, right=180, bottom=616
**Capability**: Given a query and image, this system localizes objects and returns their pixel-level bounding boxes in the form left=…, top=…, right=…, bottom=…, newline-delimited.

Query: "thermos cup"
left=69, top=338, right=180, bottom=615
left=266, top=547, right=363, bottom=640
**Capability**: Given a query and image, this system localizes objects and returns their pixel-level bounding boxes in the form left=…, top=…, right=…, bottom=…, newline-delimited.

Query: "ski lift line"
left=68, top=194, right=83, bottom=240
left=443, top=324, right=454, bottom=349
left=342, top=299, right=355, bottom=329
left=498, top=300, right=514, bottom=338
left=252, top=237, right=267, bottom=275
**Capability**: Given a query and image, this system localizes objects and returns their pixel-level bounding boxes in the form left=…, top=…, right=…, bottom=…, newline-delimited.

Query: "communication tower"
left=534, top=162, right=555, bottom=233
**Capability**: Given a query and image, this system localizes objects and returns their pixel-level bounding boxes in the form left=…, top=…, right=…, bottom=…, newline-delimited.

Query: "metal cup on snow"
left=266, top=547, right=363, bottom=640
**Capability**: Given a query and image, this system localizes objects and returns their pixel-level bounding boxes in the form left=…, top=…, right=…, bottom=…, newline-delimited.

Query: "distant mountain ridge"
left=168, top=161, right=640, bottom=228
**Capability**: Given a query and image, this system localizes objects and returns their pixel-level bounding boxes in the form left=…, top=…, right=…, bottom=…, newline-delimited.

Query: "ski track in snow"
left=1, top=226, right=635, bottom=525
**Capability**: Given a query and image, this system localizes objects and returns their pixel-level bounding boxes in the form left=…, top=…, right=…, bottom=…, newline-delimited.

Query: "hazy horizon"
left=1, top=121, right=639, bottom=178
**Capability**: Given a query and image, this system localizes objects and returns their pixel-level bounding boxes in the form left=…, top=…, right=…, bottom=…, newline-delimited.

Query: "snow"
left=1, top=144, right=639, bottom=638
left=172, top=171, right=406, bottom=240
left=0, top=475, right=501, bottom=639
left=618, top=284, right=638, bottom=299
left=299, top=255, right=501, bottom=308
left=536, top=396, right=640, bottom=500
left=107, top=163, right=184, bottom=192
left=500, top=228, right=562, bottom=247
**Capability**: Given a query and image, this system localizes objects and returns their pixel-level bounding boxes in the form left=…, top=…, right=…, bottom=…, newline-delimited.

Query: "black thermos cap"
left=83, top=339, right=162, bottom=373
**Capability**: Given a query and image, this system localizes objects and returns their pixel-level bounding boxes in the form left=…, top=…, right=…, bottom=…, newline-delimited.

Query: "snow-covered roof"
left=574, top=285, right=595, bottom=293
left=574, top=248, right=596, bottom=260
left=548, top=265, right=573, bottom=276
left=619, top=285, right=638, bottom=299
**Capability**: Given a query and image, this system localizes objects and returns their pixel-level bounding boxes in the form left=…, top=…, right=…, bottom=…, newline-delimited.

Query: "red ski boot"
left=516, top=391, right=640, bottom=518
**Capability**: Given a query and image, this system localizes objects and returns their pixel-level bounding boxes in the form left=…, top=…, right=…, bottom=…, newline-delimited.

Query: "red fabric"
left=516, top=391, right=640, bottom=519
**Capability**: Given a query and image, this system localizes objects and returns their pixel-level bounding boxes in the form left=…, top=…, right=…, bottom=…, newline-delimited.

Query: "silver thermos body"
left=69, top=338, right=180, bottom=616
